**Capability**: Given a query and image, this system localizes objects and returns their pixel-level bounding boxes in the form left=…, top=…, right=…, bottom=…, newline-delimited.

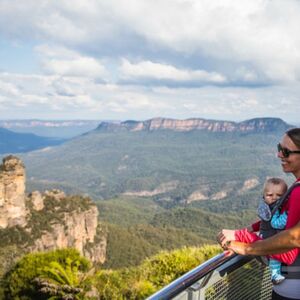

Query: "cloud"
left=1, top=0, right=300, bottom=84
left=0, top=79, right=20, bottom=97
left=0, top=71, right=299, bottom=125
left=42, top=57, right=106, bottom=78
left=1, top=0, right=300, bottom=123
left=36, top=45, right=107, bottom=78
left=119, top=59, right=227, bottom=85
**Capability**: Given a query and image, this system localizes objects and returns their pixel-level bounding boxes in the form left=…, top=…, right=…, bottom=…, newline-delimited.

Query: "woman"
left=218, top=128, right=300, bottom=300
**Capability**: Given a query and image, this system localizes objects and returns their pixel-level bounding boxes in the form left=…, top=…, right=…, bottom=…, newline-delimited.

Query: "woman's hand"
left=227, top=241, right=249, bottom=255
left=217, top=229, right=236, bottom=248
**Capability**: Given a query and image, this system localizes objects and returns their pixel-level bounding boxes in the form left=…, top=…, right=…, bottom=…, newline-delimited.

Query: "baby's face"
left=264, top=184, right=285, bottom=205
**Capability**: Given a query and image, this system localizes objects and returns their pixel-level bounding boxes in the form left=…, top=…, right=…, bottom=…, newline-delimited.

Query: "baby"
left=240, top=177, right=288, bottom=284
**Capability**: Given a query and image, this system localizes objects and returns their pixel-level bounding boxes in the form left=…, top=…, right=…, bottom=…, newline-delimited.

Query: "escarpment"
left=0, top=156, right=106, bottom=264
left=97, top=117, right=291, bottom=133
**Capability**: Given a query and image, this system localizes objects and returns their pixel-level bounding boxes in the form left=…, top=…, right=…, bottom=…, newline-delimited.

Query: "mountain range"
left=0, top=116, right=296, bottom=269
left=0, top=119, right=101, bottom=138
left=0, top=127, right=65, bottom=154
left=97, top=117, right=291, bottom=133
left=0, top=117, right=291, bottom=151
left=15, top=117, right=292, bottom=210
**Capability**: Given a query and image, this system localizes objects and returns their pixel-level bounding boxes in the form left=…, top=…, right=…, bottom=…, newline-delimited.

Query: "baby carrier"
left=257, top=181, right=300, bottom=279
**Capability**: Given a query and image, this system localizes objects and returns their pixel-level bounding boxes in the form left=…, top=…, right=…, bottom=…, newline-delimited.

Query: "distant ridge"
left=96, top=117, right=292, bottom=133
left=0, top=127, right=65, bottom=154
left=0, top=119, right=101, bottom=128
left=0, top=120, right=103, bottom=138
left=22, top=115, right=290, bottom=202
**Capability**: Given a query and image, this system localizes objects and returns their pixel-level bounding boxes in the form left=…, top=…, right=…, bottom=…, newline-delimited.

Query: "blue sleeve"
left=271, top=210, right=287, bottom=229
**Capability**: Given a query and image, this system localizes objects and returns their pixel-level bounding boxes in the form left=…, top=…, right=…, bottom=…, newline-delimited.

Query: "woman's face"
left=278, top=134, right=300, bottom=178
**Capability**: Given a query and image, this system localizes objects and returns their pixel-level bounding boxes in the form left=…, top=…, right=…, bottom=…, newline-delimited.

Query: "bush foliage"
left=95, top=244, right=221, bottom=299
left=3, top=248, right=91, bottom=300
left=2, top=245, right=221, bottom=299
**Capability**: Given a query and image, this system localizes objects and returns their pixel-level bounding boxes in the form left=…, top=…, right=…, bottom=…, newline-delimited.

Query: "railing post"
left=187, top=282, right=202, bottom=300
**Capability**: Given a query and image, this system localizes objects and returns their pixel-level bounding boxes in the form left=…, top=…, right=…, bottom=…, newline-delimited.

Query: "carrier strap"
left=282, top=266, right=300, bottom=279
left=271, top=182, right=300, bottom=216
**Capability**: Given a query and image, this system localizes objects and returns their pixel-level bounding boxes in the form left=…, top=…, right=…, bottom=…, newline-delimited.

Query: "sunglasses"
left=277, top=143, right=300, bottom=158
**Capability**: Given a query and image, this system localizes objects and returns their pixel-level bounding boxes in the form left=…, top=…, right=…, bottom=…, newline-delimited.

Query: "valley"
left=0, top=116, right=295, bottom=298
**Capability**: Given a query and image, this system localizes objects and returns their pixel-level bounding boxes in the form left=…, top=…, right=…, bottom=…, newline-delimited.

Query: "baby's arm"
left=251, top=220, right=261, bottom=232
left=233, top=220, right=261, bottom=242
left=271, top=211, right=288, bottom=229
left=227, top=220, right=260, bottom=236
left=234, top=227, right=298, bottom=265
left=234, top=228, right=262, bottom=243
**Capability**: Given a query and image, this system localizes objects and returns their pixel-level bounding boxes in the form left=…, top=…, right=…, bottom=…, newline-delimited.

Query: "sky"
left=0, top=0, right=300, bottom=124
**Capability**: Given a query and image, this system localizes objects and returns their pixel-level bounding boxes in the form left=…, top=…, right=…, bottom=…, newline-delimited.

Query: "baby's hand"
left=217, top=229, right=236, bottom=248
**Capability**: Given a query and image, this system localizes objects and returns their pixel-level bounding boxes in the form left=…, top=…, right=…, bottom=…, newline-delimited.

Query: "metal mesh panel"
left=204, top=259, right=273, bottom=300
left=147, top=255, right=274, bottom=300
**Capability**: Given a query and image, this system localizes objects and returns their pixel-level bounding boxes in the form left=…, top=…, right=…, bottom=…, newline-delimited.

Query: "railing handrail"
left=147, top=252, right=237, bottom=300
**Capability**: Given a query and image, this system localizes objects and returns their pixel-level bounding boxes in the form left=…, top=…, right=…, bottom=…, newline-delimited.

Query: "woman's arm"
left=219, top=227, right=299, bottom=264
left=227, top=223, right=300, bottom=255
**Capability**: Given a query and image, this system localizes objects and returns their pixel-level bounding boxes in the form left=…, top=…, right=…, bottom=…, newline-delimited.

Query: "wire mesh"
left=204, top=258, right=273, bottom=300
left=148, top=255, right=274, bottom=300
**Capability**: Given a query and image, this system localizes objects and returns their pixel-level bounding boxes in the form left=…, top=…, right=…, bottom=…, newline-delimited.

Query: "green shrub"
left=3, top=248, right=91, bottom=300
left=95, top=244, right=221, bottom=299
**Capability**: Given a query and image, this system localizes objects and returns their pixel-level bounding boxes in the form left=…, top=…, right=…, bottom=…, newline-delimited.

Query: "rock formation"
left=238, top=178, right=260, bottom=195
left=29, top=198, right=106, bottom=263
left=123, top=181, right=179, bottom=197
left=0, top=155, right=27, bottom=228
left=0, top=156, right=106, bottom=263
left=29, top=191, right=44, bottom=211
left=97, top=117, right=291, bottom=133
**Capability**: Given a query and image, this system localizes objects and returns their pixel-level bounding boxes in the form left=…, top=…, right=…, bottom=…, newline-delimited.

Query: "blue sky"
left=0, top=0, right=300, bottom=124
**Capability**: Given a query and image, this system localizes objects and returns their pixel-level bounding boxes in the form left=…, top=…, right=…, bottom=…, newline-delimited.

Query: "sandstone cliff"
left=0, top=156, right=27, bottom=228
left=0, top=156, right=106, bottom=264
left=97, top=117, right=291, bottom=133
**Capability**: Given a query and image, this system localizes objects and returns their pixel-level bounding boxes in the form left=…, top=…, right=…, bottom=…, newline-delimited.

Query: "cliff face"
left=30, top=198, right=106, bottom=263
left=0, top=156, right=106, bottom=264
left=97, top=117, right=291, bottom=133
left=0, top=156, right=27, bottom=228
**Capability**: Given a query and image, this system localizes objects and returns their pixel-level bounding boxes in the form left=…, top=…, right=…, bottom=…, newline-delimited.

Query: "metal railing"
left=147, top=253, right=273, bottom=300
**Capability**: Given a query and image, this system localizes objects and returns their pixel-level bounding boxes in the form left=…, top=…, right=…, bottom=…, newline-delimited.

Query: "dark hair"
left=286, top=128, right=300, bottom=149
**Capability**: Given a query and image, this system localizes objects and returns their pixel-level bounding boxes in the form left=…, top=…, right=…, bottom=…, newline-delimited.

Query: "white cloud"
left=100, top=0, right=300, bottom=83
left=42, top=57, right=106, bottom=78
left=1, top=0, right=300, bottom=122
left=120, top=59, right=226, bottom=84
left=36, top=45, right=107, bottom=78
left=2, top=0, right=300, bottom=84
left=0, top=78, right=20, bottom=97
left=0, top=71, right=299, bottom=124
left=35, top=44, right=77, bottom=60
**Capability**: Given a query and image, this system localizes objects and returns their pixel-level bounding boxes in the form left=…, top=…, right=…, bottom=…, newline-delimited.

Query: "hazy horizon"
left=0, top=116, right=298, bottom=124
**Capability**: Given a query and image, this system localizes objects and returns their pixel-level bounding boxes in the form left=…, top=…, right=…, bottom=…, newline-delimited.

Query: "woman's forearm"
left=229, top=224, right=300, bottom=256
